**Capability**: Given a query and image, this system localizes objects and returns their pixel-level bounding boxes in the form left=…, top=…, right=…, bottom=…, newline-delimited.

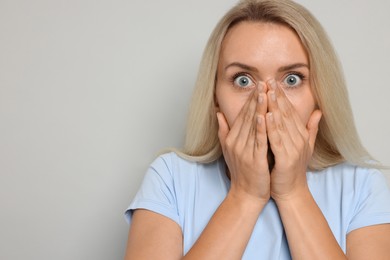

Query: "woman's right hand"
left=217, top=88, right=270, bottom=202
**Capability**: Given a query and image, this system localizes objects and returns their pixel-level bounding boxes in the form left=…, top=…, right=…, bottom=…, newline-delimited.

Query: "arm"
left=266, top=79, right=346, bottom=259
left=125, top=193, right=267, bottom=260
left=274, top=188, right=346, bottom=259
left=124, top=209, right=183, bottom=260
left=125, top=189, right=390, bottom=260
left=275, top=193, right=390, bottom=260
left=184, top=190, right=267, bottom=259
left=265, top=79, right=390, bottom=259
left=346, top=224, right=390, bottom=259
left=125, top=89, right=271, bottom=259
left=186, top=88, right=269, bottom=259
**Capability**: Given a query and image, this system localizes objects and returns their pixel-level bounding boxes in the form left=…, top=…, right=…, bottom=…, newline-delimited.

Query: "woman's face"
left=215, top=21, right=316, bottom=128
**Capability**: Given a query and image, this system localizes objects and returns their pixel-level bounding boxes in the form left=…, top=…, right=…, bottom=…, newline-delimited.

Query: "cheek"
left=216, top=88, right=249, bottom=128
left=219, top=99, right=244, bottom=128
left=287, top=93, right=316, bottom=125
left=296, top=106, right=314, bottom=125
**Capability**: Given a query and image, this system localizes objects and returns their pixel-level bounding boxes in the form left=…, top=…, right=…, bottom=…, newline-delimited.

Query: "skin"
left=215, top=21, right=320, bottom=201
left=124, top=21, right=390, bottom=260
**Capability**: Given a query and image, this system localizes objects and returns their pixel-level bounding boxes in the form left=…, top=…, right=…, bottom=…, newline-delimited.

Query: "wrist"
left=272, top=184, right=311, bottom=206
left=227, top=188, right=269, bottom=212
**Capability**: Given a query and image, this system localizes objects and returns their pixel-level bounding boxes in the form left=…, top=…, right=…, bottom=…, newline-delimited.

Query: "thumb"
left=216, top=112, right=229, bottom=149
left=307, top=109, right=322, bottom=152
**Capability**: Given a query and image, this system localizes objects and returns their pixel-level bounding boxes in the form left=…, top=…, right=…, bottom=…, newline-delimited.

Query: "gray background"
left=0, top=0, right=389, bottom=259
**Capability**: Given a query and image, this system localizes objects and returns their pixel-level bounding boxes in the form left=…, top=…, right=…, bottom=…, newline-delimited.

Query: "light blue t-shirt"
left=125, top=152, right=390, bottom=259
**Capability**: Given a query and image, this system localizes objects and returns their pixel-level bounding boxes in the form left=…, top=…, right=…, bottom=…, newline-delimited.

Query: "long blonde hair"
left=169, top=0, right=376, bottom=170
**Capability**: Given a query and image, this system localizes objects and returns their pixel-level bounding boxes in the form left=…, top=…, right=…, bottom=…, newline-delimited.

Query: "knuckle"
left=225, top=137, right=234, bottom=150
left=243, top=111, right=252, bottom=124
left=277, top=122, right=285, bottom=131
left=282, top=108, right=292, bottom=118
left=273, top=138, right=283, bottom=148
left=256, top=138, right=265, bottom=147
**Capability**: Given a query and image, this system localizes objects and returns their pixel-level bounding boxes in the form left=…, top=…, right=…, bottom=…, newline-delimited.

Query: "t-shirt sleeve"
left=347, top=169, right=390, bottom=233
left=124, top=154, right=180, bottom=226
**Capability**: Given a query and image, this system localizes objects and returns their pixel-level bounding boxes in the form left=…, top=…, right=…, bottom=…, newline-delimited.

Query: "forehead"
left=220, top=21, right=308, bottom=66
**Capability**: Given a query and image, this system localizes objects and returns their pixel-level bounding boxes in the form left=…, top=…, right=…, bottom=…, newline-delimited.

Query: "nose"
left=257, top=80, right=270, bottom=93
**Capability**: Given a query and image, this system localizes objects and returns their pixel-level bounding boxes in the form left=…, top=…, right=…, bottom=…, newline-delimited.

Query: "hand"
left=265, top=80, right=322, bottom=200
left=217, top=88, right=270, bottom=202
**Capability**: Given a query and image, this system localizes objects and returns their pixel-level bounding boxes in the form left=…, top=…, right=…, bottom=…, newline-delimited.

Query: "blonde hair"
left=169, top=0, right=377, bottom=170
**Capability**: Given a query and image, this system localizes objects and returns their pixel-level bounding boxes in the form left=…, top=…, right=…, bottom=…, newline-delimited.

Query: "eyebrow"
left=277, top=63, right=309, bottom=72
left=224, top=62, right=309, bottom=73
left=224, top=62, right=258, bottom=72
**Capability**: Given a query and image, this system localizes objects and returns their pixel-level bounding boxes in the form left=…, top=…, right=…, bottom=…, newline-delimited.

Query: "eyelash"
left=283, top=71, right=306, bottom=88
left=228, top=71, right=307, bottom=90
left=288, top=71, right=305, bottom=79
left=230, top=72, right=256, bottom=90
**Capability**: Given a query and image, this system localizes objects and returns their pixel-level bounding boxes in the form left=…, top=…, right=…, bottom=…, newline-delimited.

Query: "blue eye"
left=283, top=74, right=302, bottom=87
left=234, top=75, right=254, bottom=88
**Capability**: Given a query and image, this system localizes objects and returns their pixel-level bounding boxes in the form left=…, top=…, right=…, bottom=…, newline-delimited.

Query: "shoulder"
left=150, top=152, right=217, bottom=174
left=126, top=153, right=224, bottom=225
left=307, top=163, right=390, bottom=214
left=307, top=163, right=390, bottom=236
left=149, top=152, right=227, bottom=186
left=307, top=163, right=387, bottom=189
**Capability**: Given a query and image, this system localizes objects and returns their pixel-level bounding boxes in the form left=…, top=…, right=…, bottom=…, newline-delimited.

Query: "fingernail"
left=269, top=79, right=277, bottom=90
left=258, top=95, right=263, bottom=104
left=267, top=112, right=274, bottom=122
left=257, top=115, right=262, bottom=125
left=270, top=91, right=276, bottom=101
left=216, top=112, right=221, bottom=121
left=257, top=81, right=264, bottom=92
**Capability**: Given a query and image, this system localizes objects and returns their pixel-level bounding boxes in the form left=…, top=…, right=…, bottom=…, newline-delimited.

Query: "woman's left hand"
left=265, top=80, right=322, bottom=201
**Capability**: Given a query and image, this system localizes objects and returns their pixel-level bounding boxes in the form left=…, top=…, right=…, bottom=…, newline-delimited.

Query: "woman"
left=124, top=0, right=390, bottom=259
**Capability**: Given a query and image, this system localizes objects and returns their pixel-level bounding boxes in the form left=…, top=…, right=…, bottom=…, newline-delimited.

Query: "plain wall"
left=0, top=0, right=389, bottom=259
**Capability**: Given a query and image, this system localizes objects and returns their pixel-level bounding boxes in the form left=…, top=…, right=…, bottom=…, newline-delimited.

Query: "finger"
left=257, top=81, right=266, bottom=93
left=254, top=91, right=267, bottom=151
left=272, top=80, right=307, bottom=135
left=266, top=81, right=300, bottom=162
left=307, top=109, right=322, bottom=152
left=254, top=114, right=268, bottom=158
left=265, top=112, right=282, bottom=153
left=257, top=92, right=267, bottom=117
left=216, top=112, right=229, bottom=151
left=271, top=80, right=322, bottom=154
left=268, top=106, right=296, bottom=154
left=269, top=80, right=302, bottom=138
left=267, top=88, right=277, bottom=114
left=266, top=85, right=294, bottom=147
left=227, top=90, right=257, bottom=142
left=241, top=90, right=259, bottom=148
